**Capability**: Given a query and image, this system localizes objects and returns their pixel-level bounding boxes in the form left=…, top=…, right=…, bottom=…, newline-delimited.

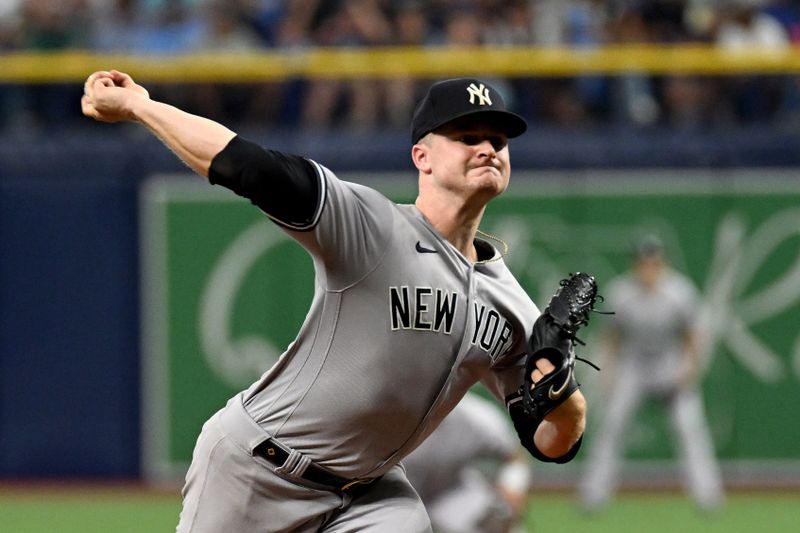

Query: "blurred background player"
left=404, top=391, right=532, bottom=533
left=578, top=235, right=724, bottom=512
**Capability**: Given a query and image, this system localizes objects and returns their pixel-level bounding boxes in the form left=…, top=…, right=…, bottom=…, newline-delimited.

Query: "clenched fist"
left=81, top=70, right=150, bottom=123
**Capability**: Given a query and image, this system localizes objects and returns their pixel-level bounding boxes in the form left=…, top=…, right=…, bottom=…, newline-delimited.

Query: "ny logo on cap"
left=467, top=83, right=492, bottom=106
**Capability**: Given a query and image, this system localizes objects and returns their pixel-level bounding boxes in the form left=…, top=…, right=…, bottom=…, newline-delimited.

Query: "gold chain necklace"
left=476, top=228, right=509, bottom=263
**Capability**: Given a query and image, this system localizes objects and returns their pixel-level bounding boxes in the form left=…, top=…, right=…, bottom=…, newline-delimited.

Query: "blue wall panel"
left=1, top=176, right=140, bottom=476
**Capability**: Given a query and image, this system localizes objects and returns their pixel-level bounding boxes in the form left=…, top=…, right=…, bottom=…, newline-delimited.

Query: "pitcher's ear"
left=411, top=142, right=432, bottom=173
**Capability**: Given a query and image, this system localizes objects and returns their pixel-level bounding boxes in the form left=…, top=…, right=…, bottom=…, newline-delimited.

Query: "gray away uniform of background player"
left=404, top=392, right=531, bottom=533
left=578, top=244, right=723, bottom=511
left=179, top=161, right=539, bottom=531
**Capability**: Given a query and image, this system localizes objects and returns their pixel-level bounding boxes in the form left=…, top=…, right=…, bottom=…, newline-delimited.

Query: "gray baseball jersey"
left=241, top=161, right=539, bottom=479
left=606, top=268, right=696, bottom=387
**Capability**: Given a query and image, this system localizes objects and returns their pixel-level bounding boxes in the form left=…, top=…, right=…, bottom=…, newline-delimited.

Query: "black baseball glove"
left=521, top=272, right=602, bottom=426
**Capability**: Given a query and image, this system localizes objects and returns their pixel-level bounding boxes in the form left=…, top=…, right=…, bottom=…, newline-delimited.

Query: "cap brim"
left=429, top=109, right=528, bottom=140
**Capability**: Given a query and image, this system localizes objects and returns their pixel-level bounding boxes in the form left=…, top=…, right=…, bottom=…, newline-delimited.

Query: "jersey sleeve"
left=295, top=165, right=395, bottom=288
left=208, top=136, right=394, bottom=288
left=481, top=358, right=527, bottom=406
left=605, top=278, right=628, bottom=335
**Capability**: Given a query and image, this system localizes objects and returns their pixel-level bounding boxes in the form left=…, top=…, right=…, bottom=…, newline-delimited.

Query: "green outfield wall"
left=141, top=171, right=800, bottom=483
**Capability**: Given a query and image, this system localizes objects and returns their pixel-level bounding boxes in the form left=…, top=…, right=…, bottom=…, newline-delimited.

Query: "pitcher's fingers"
left=531, top=369, right=544, bottom=384
left=81, top=99, right=102, bottom=121
left=535, top=358, right=555, bottom=375
left=110, top=70, right=133, bottom=87
left=84, top=70, right=112, bottom=96
left=85, top=70, right=112, bottom=86
left=80, top=95, right=93, bottom=116
left=89, top=77, right=114, bottom=96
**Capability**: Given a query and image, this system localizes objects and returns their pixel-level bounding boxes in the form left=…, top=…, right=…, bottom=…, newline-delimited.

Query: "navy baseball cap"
left=411, top=78, right=528, bottom=144
left=633, top=234, right=665, bottom=259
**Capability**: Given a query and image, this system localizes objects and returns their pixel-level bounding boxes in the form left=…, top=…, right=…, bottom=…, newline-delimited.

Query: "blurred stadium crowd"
left=2, top=0, right=800, bottom=133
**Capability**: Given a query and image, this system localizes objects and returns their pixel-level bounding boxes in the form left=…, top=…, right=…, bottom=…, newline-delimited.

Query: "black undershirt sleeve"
left=208, top=136, right=322, bottom=230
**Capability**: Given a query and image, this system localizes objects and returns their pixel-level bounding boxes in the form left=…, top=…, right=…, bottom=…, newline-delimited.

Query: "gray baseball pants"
left=176, top=395, right=432, bottom=532
left=579, top=364, right=724, bottom=510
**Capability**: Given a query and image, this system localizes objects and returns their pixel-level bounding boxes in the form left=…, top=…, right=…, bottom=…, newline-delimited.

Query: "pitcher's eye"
left=456, top=135, right=507, bottom=151
left=489, top=137, right=507, bottom=150
left=451, top=133, right=508, bottom=152
left=457, top=135, right=480, bottom=145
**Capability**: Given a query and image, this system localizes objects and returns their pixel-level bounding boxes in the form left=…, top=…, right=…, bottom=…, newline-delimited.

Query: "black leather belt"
left=253, top=439, right=375, bottom=492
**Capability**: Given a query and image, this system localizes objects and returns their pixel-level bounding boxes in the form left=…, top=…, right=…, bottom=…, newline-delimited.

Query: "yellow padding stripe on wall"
left=3, top=45, right=800, bottom=83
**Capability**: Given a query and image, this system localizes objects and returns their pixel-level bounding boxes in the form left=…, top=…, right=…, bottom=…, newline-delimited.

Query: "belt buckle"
left=340, top=478, right=372, bottom=491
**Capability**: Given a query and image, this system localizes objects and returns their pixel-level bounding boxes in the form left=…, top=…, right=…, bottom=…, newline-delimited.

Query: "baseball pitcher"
left=82, top=72, right=601, bottom=532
